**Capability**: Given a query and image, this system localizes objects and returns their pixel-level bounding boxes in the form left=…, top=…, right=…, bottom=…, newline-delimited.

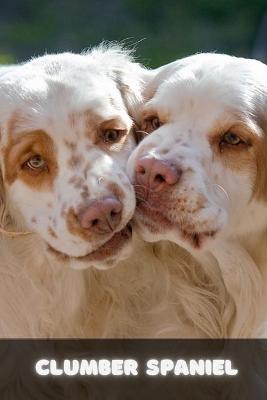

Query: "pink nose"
left=135, top=157, right=181, bottom=191
left=79, top=197, right=122, bottom=234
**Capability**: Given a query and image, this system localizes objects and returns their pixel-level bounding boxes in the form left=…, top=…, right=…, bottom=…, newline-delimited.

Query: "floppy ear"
left=112, top=59, right=153, bottom=122
left=85, top=42, right=155, bottom=124
left=86, top=43, right=163, bottom=136
left=254, top=109, right=267, bottom=201
left=116, top=54, right=190, bottom=137
left=0, top=166, right=9, bottom=233
left=112, top=66, right=153, bottom=146
left=0, top=155, right=32, bottom=237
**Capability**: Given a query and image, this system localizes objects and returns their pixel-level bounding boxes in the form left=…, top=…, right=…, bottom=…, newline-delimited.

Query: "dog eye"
left=221, top=132, right=242, bottom=146
left=25, top=155, right=47, bottom=170
left=103, top=129, right=121, bottom=143
left=142, top=116, right=162, bottom=134
left=151, top=117, right=162, bottom=130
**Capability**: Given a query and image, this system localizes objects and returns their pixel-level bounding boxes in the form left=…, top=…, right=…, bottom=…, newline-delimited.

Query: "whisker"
left=212, top=183, right=230, bottom=203
left=133, top=184, right=159, bottom=196
left=135, top=196, right=151, bottom=207
left=133, top=184, right=147, bottom=189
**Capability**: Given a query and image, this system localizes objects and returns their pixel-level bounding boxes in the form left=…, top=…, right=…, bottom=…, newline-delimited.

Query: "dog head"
left=128, top=53, right=267, bottom=252
left=0, top=45, right=149, bottom=269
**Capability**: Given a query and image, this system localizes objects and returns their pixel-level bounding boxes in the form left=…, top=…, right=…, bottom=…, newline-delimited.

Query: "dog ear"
left=0, top=127, right=11, bottom=235
left=113, top=67, right=154, bottom=147
left=254, top=109, right=267, bottom=201
left=112, top=60, right=152, bottom=122
left=85, top=43, right=162, bottom=135
left=0, top=166, right=8, bottom=233
left=108, top=48, right=156, bottom=145
left=85, top=42, right=155, bottom=124
left=0, top=144, right=32, bottom=237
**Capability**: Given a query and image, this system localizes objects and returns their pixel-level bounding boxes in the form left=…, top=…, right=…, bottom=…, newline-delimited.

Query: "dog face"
left=128, top=53, right=267, bottom=252
left=0, top=46, right=147, bottom=269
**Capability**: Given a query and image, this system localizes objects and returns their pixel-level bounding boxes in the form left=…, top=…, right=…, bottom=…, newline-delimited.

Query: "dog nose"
left=135, top=157, right=181, bottom=191
left=79, top=197, right=122, bottom=234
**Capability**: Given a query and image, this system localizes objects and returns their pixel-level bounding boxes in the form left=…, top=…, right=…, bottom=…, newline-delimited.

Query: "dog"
left=0, top=44, right=146, bottom=336
left=128, top=53, right=267, bottom=337
left=0, top=47, right=226, bottom=338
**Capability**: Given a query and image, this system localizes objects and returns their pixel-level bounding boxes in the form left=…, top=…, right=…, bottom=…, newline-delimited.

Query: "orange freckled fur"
left=0, top=47, right=247, bottom=341
left=68, top=109, right=131, bottom=151
left=209, top=117, right=259, bottom=176
left=67, top=154, right=84, bottom=169
left=252, top=114, right=267, bottom=201
left=107, top=182, right=126, bottom=201
left=66, top=207, right=94, bottom=242
left=4, top=129, right=58, bottom=190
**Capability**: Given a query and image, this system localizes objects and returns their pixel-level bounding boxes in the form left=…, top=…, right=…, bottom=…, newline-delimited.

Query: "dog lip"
left=81, top=224, right=133, bottom=262
left=136, top=202, right=173, bottom=228
left=137, top=202, right=218, bottom=248
left=47, top=223, right=133, bottom=262
left=181, top=229, right=217, bottom=249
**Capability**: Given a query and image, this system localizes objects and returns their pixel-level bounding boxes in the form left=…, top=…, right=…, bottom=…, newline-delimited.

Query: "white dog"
left=0, top=47, right=226, bottom=338
left=128, top=53, right=267, bottom=337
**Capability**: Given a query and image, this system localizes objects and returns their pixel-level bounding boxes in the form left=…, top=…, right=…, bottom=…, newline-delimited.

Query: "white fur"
left=0, top=47, right=226, bottom=338
left=0, top=47, right=143, bottom=265
left=0, top=232, right=228, bottom=337
left=128, top=53, right=267, bottom=337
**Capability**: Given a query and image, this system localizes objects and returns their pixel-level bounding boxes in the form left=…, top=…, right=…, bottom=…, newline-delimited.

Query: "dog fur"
left=0, top=47, right=228, bottom=338
left=128, top=52, right=267, bottom=337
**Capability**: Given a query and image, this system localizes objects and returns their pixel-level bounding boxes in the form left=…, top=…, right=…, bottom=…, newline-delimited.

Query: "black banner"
left=0, top=340, right=266, bottom=399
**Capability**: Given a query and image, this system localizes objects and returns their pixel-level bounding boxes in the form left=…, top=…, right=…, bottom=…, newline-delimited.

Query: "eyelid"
left=221, top=131, right=249, bottom=145
left=20, top=151, right=36, bottom=165
left=99, top=118, right=128, bottom=131
left=102, top=127, right=127, bottom=133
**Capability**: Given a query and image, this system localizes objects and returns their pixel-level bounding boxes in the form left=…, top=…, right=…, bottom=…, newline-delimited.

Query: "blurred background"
left=1, top=0, right=267, bottom=67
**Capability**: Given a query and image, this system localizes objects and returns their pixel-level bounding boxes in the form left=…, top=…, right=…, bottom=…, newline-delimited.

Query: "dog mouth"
left=136, top=202, right=217, bottom=250
left=180, top=229, right=217, bottom=249
left=48, top=223, right=133, bottom=262
left=136, top=202, right=173, bottom=230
